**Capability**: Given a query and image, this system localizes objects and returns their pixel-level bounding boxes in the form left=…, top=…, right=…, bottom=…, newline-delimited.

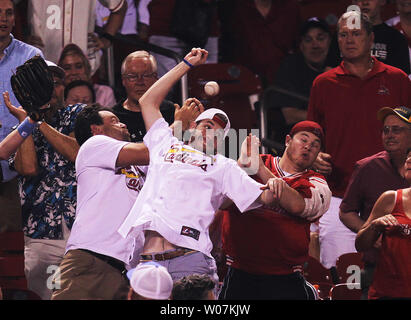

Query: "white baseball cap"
left=45, top=60, right=65, bottom=79
left=195, top=108, right=231, bottom=137
left=127, top=262, right=173, bottom=300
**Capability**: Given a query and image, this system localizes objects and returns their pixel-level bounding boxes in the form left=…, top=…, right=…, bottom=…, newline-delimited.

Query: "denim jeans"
left=141, top=250, right=219, bottom=284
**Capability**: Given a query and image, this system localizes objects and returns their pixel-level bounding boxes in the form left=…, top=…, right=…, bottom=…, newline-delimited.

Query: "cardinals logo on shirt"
left=164, top=144, right=215, bottom=172
left=400, top=224, right=411, bottom=237
left=115, top=166, right=145, bottom=192
left=377, top=85, right=390, bottom=96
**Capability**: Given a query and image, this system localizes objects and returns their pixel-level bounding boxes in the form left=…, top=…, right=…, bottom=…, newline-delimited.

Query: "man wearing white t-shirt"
left=51, top=102, right=201, bottom=300
left=118, top=48, right=298, bottom=282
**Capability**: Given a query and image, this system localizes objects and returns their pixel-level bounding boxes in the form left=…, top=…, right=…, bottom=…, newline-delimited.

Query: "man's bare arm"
left=139, top=48, right=208, bottom=132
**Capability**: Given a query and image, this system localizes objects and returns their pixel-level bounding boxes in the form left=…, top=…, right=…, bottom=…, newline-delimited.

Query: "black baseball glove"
left=11, top=55, right=54, bottom=121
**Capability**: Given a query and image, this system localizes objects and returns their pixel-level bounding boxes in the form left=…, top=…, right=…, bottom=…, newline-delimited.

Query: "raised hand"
left=3, top=91, right=27, bottom=123
left=184, top=48, right=208, bottom=67
left=174, top=98, right=204, bottom=130
left=238, top=133, right=260, bottom=172
left=312, top=152, right=332, bottom=176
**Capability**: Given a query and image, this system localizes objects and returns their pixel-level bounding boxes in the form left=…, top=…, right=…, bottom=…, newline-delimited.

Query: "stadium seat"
left=0, top=255, right=25, bottom=278
left=0, top=255, right=27, bottom=290
left=329, top=283, right=362, bottom=300
left=304, top=257, right=333, bottom=284
left=1, top=287, right=41, bottom=300
left=335, top=252, right=364, bottom=283
left=0, top=231, right=24, bottom=255
left=187, top=63, right=263, bottom=132
left=303, top=257, right=334, bottom=299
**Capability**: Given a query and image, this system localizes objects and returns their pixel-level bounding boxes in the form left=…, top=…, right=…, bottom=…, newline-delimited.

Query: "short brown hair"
left=337, top=11, right=373, bottom=35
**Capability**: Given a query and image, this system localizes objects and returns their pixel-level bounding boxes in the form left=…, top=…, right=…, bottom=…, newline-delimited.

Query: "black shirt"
left=268, top=52, right=321, bottom=111
left=112, top=99, right=175, bottom=143
left=263, top=52, right=323, bottom=145
left=326, top=23, right=411, bottom=74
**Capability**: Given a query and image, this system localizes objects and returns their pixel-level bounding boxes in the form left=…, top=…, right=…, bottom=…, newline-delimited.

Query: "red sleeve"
left=260, top=154, right=274, bottom=172
left=402, top=74, right=411, bottom=108
left=282, top=172, right=325, bottom=199
left=340, top=161, right=364, bottom=214
left=306, top=77, right=323, bottom=127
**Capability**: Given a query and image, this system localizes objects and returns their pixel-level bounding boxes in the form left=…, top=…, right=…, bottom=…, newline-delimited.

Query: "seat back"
left=1, top=287, right=41, bottom=300
left=336, top=252, right=364, bottom=283
left=303, top=257, right=334, bottom=300
left=0, top=254, right=27, bottom=291
left=329, top=283, right=362, bottom=300
left=187, top=63, right=263, bottom=132
left=0, top=231, right=24, bottom=255
left=0, top=255, right=25, bottom=278
left=304, top=256, right=333, bottom=284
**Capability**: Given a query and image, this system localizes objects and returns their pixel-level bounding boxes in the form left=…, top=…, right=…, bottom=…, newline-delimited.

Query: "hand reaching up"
left=184, top=48, right=208, bottom=67
left=174, top=98, right=205, bottom=131
left=3, top=91, right=27, bottom=123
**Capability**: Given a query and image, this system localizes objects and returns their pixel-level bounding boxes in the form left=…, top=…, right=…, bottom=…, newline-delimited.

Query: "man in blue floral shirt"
left=8, top=61, right=83, bottom=300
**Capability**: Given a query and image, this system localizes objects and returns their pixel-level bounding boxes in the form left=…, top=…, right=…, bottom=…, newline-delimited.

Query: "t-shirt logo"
left=164, top=144, right=215, bottom=172
left=371, top=43, right=387, bottom=61
left=377, top=85, right=390, bottom=95
left=115, top=166, right=145, bottom=192
left=180, top=226, right=200, bottom=241
left=400, top=224, right=411, bottom=237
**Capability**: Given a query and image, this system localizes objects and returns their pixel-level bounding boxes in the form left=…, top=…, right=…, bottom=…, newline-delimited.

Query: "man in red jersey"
left=307, top=9, right=411, bottom=270
left=219, top=121, right=331, bottom=300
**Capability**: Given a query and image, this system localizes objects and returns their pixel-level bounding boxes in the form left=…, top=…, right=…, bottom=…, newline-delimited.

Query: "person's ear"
left=285, top=134, right=292, bottom=147
left=90, top=124, right=103, bottom=135
left=127, top=287, right=133, bottom=300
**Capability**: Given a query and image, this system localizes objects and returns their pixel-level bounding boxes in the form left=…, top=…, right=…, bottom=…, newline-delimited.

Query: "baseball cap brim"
left=195, top=108, right=231, bottom=137
left=377, top=107, right=411, bottom=123
left=46, top=60, right=65, bottom=79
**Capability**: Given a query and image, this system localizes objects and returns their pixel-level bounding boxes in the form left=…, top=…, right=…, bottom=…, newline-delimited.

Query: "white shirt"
left=96, top=0, right=137, bottom=35
left=28, top=0, right=125, bottom=74
left=118, top=118, right=263, bottom=257
left=66, top=134, right=147, bottom=264
left=94, top=83, right=116, bottom=108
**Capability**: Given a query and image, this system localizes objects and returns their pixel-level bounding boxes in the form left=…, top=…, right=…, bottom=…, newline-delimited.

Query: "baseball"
left=204, top=81, right=220, bottom=96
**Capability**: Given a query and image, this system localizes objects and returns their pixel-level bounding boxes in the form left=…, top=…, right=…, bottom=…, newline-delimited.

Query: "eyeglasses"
left=122, top=72, right=157, bottom=82
left=382, top=125, right=410, bottom=135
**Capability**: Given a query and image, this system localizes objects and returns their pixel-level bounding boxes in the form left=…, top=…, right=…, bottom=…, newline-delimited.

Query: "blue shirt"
left=0, top=34, right=43, bottom=181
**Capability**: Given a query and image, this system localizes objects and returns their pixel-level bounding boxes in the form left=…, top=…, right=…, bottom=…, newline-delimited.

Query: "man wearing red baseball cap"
left=219, top=120, right=331, bottom=300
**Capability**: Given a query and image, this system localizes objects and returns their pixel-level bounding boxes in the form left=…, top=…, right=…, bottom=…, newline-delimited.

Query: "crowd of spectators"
left=0, top=0, right=410, bottom=301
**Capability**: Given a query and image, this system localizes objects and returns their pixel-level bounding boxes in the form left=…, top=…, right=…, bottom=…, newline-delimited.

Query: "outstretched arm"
left=0, top=119, right=36, bottom=160
left=139, top=48, right=208, bottom=132
left=3, top=92, right=80, bottom=163
left=2, top=92, right=38, bottom=174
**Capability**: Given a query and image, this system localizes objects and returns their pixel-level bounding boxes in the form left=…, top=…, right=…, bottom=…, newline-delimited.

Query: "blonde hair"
left=58, top=43, right=92, bottom=79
